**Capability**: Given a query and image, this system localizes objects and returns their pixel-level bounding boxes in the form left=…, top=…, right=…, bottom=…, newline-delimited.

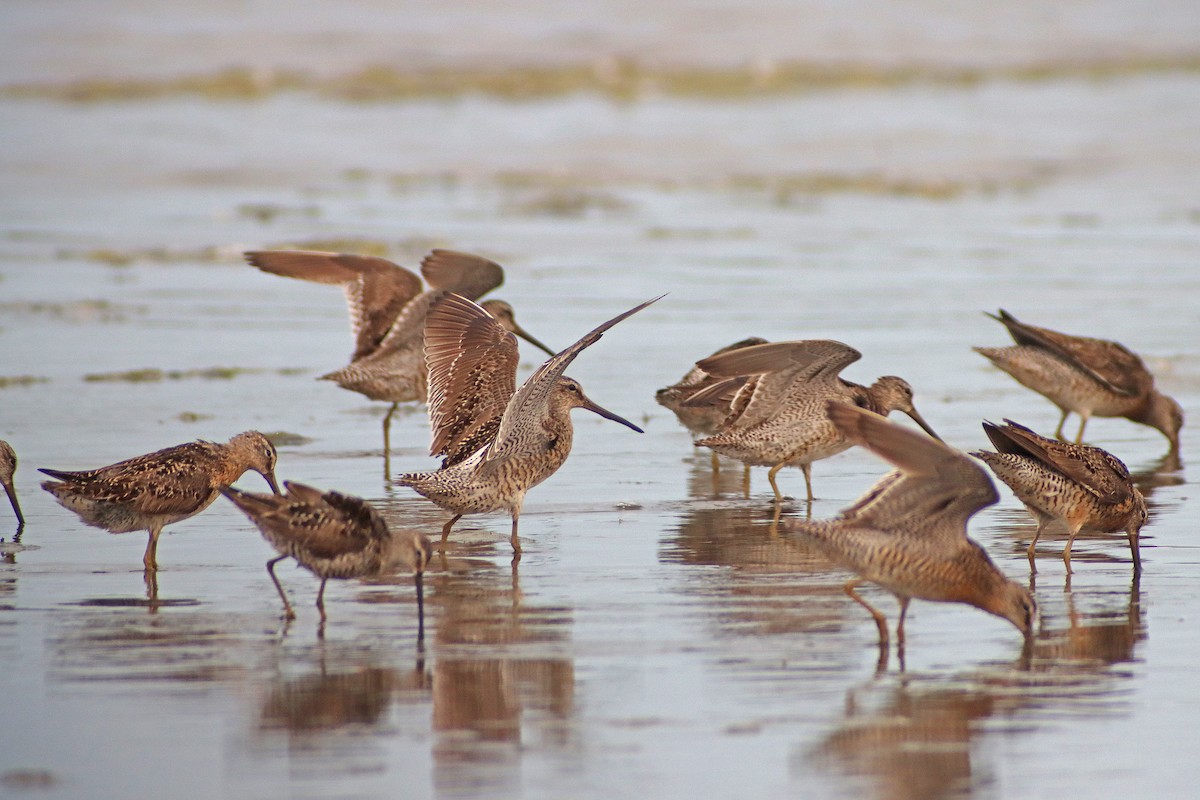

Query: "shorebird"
left=690, top=340, right=939, bottom=504
left=784, top=402, right=1036, bottom=646
left=975, top=309, right=1183, bottom=455
left=396, top=292, right=658, bottom=555
left=222, top=481, right=432, bottom=630
left=973, top=419, right=1147, bottom=574
left=40, top=431, right=280, bottom=570
left=656, top=337, right=766, bottom=476
left=245, top=248, right=555, bottom=455
left=0, top=440, right=23, bottom=528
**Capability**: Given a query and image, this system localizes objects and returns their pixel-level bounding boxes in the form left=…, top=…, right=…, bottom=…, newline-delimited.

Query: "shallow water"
left=2, top=3, right=1199, bottom=799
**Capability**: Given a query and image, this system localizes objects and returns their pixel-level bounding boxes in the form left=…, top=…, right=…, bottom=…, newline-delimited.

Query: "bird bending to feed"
left=974, top=309, right=1182, bottom=455
left=245, top=248, right=555, bottom=456
left=656, top=337, right=767, bottom=475
left=396, top=292, right=660, bottom=555
left=1, top=440, right=24, bottom=528
left=973, top=419, right=1147, bottom=574
left=222, top=481, right=432, bottom=629
left=784, top=402, right=1036, bottom=647
left=40, top=431, right=280, bottom=570
left=690, top=339, right=939, bottom=504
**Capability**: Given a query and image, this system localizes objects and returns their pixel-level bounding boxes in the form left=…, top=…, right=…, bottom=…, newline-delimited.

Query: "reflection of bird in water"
left=245, top=249, right=554, bottom=457
left=812, top=681, right=1001, bottom=800
left=40, top=431, right=279, bottom=571
left=0, top=440, right=24, bottom=528
left=222, top=481, right=431, bottom=631
left=973, top=420, right=1146, bottom=574
left=691, top=340, right=939, bottom=505
left=1032, top=574, right=1144, bottom=665
left=396, top=293, right=656, bottom=556
left=260, top=665, right=426, bottom=735
left=784, top=402, right=1035, bottom=648
left=655, top=337, right=766, bottom=483
left=974, top=309, right=1183, bottom=455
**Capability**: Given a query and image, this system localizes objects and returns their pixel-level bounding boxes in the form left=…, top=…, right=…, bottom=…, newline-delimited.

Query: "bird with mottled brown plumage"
left=40, top=431, right=280, bottom=570
left=784, top=402, right=1036, bottom=647
left=975, top=309, right=1183, bottom=455
left=222, top=481, right=432, bottom=629
left=973, top=419, right=1147, bottom=574
left=1, top=440, right=23, bottom=528
left=656, top=337, right=766, bottom=475
left=690, top=340, right=940, bottom=504
left=395, top=292, right=659, bottom=556
left=245, top=248, right=554, bottom=456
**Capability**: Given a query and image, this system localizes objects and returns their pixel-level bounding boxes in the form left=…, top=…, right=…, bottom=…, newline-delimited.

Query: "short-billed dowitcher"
left=975, top=309, right=1183, bottom=454
left=1, top=440, right=24, bottom=528
left=245, top=249, right=554, bottom=455
left=396, top=292, right=658, bottom=555
left=691, top=340, right=939, bottom=504
left=222, top=481, right=432, bottom=629
left=972, top=419, right=1147, bottom=574
left=40, top=431, right=280, bottom=570
left=784, top=402, right=1036, bottom=646
left=656, top=337, right=766, bottom=475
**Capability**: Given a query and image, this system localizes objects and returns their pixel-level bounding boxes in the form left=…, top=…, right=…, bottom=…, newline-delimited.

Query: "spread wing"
left=423, top=293, right=521, bottom=465
left=695, top=340, right=861, bottom=429
left=825, top=402, right=998, bottom=540
left=989, top=309, right=1149, bottom=397
left=245, top=251, right=423, bottom=359
left=420, top=250, right=505, bottom=301
left=982, top=419, right=1133, bottom=504
left=487, top=295, right=664, bottom=462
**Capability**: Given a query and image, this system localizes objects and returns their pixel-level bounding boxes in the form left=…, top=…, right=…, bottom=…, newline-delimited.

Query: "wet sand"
left=2, top=3, right=1199, bottom=798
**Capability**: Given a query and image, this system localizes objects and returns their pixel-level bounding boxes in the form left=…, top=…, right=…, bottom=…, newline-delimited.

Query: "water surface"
left=2, top=3, right=1199, bottom=798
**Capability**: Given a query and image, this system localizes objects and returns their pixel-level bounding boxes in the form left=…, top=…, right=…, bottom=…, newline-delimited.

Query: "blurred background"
left=1, top=2, right=1198, bottom=799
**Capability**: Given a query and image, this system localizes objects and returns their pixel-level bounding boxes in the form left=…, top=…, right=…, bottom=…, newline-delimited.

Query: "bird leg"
left=710, top=451, right=720, bottom=475
left=143, top=524, right=162, bottom=571
left=845, top=579, right=889, bottom=645
left=896, top=597, right=911, bottom=646
left=767, top=462, right=786, bottom=502
left=1027, top=520, right=1047, bottom=570
left=439, top=514, right=462, bottom=550
left=1063, top=524, right=1081, bottom=574
left=316, top=577, right=329, bottom=621
left=801, top=464, right=814, bottom=504
left=510, top=514, right=523, bottom=558
left=1053, top=410, right=1070, bottom=441
left=382, top=402, right=399, bottom=457
left=742, top=464, right=751, bottom=498
left=266, top=555, right=296, bottom=621
left=1074, top=413, right=1090, bottom=445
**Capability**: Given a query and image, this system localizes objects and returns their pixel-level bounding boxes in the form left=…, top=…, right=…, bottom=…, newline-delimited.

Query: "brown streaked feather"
left=695, top=340, right=861, bottom=431
left=224, top=483, right=388, bottom=561
left=424, top=293, right=521, bottom=465
left=680, top=375, right=750, bottom=409
left=825, top=401, right=998, bottom=539
left=420, top=249, right=505, bottom=300
left=989, top=309, right=1149, bottom=397
left=39, top=441, right=228, bottom=516
left=981, top=419, right=1132, bottom=504
left=697, top=339, right=861, bottom=381
left=488, top=295, right=664, bottom=462
left=245, top=250, right=423, bottom=360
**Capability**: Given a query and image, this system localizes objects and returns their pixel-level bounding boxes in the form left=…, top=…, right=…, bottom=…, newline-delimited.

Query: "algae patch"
left=83, top=366, right=308, bottom=383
